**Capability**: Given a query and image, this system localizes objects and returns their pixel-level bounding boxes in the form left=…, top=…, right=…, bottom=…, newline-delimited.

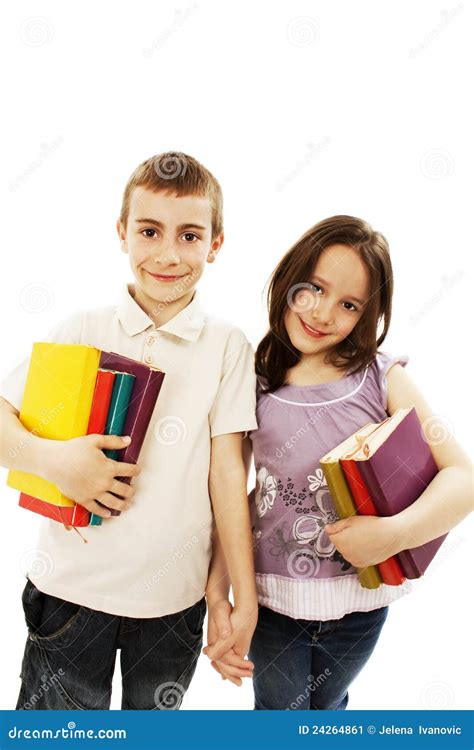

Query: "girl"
left=204, top=215, right=472, bottom=709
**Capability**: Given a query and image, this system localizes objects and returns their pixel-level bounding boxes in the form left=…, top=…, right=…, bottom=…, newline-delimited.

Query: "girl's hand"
left=325, top=515, right=402, bottom=568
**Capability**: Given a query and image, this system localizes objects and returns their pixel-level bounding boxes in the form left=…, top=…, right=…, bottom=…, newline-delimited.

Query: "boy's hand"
left=204, top=601, right=258, bottom=665
left=43, top=434, right=141, bottom=519
left=206, top=599, right=255, bottom=686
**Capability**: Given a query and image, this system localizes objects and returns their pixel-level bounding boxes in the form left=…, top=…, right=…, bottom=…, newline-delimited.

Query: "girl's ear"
left=207, top=232, right=224, bottom=263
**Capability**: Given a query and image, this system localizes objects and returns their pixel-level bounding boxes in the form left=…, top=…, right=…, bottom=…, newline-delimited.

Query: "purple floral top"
left=249, top=351, right=411, bottom=619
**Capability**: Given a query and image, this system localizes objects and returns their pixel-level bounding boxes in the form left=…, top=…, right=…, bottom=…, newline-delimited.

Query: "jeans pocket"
left=22, top=579, right=89, bottom=648
left=177, top=598, right=206, bottom=642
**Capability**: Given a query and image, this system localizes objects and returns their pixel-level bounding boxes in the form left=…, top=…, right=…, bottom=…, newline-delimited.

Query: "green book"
left=90, top=371, right=136, bottom=526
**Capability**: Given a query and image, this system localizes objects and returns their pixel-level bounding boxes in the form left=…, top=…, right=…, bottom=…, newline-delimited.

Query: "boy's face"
left=118, top=186, right=223, bottom=318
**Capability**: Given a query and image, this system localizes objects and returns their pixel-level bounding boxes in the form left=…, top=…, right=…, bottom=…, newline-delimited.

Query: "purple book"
left=98, top=351, right=165, bottom=516
left=354, top=407, right=447, bottom=578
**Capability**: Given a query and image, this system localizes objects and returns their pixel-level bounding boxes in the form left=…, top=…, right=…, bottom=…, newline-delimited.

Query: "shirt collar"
left=117, top=283, right=206, bottom=341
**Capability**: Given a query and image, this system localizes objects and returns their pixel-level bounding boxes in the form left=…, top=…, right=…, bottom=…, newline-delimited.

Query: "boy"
left=0, top=152, right=258, bottom=709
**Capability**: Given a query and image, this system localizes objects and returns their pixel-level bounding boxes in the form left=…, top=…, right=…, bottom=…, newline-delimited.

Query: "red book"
left=19, top=369, right=116, bottom=528
left=341, top=458, right=406, bottom=586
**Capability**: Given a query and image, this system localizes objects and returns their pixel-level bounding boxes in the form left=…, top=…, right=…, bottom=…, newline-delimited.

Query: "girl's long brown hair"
left=255, top=215, right=394, bottom=392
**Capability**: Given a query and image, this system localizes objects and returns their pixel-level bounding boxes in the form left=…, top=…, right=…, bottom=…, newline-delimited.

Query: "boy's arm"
left=0, top=396, right=139, bottom=518
left=206, top=432, right=258, bottom=660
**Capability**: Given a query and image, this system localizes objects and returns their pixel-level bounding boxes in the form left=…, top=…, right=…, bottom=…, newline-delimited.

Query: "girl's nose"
left=311, top=297, right=334, bottom=325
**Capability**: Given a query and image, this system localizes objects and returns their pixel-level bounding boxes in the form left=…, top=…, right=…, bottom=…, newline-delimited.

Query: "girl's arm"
left=383, top=363, right=473, bottom=550
left=326, top=364, right=473, bottom=567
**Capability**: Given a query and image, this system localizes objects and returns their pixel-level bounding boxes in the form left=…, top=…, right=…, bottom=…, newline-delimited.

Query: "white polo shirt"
left=1, top=284, right=258, bottom=617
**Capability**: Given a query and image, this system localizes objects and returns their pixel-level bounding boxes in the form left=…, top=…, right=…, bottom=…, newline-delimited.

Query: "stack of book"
left=320, top=407, right=447, bottom=589
left=7, top=343, right=165, bottom=529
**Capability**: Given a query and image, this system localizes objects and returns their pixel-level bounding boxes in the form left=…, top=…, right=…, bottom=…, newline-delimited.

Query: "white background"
left=0, top=0, right=472, bottom=711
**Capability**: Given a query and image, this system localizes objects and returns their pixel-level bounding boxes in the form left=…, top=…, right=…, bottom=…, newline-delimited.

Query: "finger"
left=111, top=461, right=141, bottom=478
left=84, top=500, right=113, bottom=519
left=218, top=651, right=255, bottom=671
left=211, top=662, right=242, bottom=686
left=94, top=434, right=132, bottom=451
left=212, top=661, right=253, bottom=678
left=203, top=637, right=234, bottom=661
left=110, top=480, right=134, bottom=499
left=95, top=492, right=131, bottom=512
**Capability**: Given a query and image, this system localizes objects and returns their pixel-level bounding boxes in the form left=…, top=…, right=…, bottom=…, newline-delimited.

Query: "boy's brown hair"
left=255, top=215, right=394, bottom=392
left=120, top=151, right=223, bottom=240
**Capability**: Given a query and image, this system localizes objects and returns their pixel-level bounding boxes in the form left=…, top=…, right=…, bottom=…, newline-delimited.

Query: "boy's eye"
left=142, top=228, right=158, bottom=238
left=182, top=232, right=199, bottom=242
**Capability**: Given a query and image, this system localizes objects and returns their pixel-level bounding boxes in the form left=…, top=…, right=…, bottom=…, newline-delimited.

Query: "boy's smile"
left=118, top=186, right=223, bottom=327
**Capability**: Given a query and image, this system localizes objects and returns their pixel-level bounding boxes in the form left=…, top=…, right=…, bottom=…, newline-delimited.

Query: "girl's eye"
left=142, top=228, right=158, bottom=238
left=342, top=301, right=357, bottom=312
left=309, top=283, right=323, bottom=294
left=182, top=232, right=199, bottom=242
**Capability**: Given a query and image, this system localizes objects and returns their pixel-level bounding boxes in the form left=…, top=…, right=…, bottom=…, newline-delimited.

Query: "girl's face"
left=284, top=243, right=370, bottom=360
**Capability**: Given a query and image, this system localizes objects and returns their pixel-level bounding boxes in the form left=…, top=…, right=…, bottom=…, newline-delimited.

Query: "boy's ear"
left=117, top=219, right=128, bottom=253
left=207, top=232, right=224, bottom=264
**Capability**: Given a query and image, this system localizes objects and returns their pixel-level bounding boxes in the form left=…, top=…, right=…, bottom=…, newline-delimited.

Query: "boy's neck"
left=129, top=283, right=196, bottom=329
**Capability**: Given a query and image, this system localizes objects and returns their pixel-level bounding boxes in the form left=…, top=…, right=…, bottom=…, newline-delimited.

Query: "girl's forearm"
left=390, top=465, right=473, bottom=553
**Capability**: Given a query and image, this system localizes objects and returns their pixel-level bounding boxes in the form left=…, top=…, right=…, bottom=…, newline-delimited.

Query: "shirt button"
left=146, top=335, right=154, bottom=346
left=144, top=355, right=153, bottom=364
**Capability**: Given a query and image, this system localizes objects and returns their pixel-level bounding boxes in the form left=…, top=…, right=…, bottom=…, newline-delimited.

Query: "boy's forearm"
left=209, top=436, right=258, bottom=610
left=206, top=523, right=231, bottom=605
left=0, top=402, right=56, bottom=479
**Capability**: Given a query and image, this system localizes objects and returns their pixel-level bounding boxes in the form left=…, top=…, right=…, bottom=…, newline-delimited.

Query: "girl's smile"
left=298, top=316, right=331, bottom=339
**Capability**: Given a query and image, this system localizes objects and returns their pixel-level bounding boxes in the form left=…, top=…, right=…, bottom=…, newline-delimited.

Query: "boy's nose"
left=153, top=240, right=180, bottom=265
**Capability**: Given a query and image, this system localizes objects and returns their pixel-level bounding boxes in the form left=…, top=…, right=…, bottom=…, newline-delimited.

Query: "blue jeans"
left=16, top=577, right=206, bottom=710
left=249, top=604, right=388, bottom=710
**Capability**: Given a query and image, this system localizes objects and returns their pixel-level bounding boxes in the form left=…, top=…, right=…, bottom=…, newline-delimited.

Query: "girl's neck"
left=285, top=352, right=348, bottom=387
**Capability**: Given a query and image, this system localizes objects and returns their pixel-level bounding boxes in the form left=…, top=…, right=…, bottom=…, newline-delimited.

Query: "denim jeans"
left=16, top=577, right=206, bottom=710
left=249, top=604, right=389, bottom=710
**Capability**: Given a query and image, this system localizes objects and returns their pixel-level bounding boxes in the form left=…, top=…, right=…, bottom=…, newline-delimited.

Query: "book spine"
left=320, top=461, right=382, bottom=590
left=341, top=459, right=406, bottom=586
left=357, top=460, right=420, bottom=579
left=90, top=372, right=135, bottom=524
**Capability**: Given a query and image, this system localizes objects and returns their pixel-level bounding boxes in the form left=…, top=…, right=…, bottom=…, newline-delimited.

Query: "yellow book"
left=7, top=343, right=101, bottom=506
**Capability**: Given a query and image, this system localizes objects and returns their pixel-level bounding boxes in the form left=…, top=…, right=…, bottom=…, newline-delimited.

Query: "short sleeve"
left=209, top=340, right=258, bottom=438
left=375, top=351, right=410, bottom=411
left=0, top=312, right=83, bottom=412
